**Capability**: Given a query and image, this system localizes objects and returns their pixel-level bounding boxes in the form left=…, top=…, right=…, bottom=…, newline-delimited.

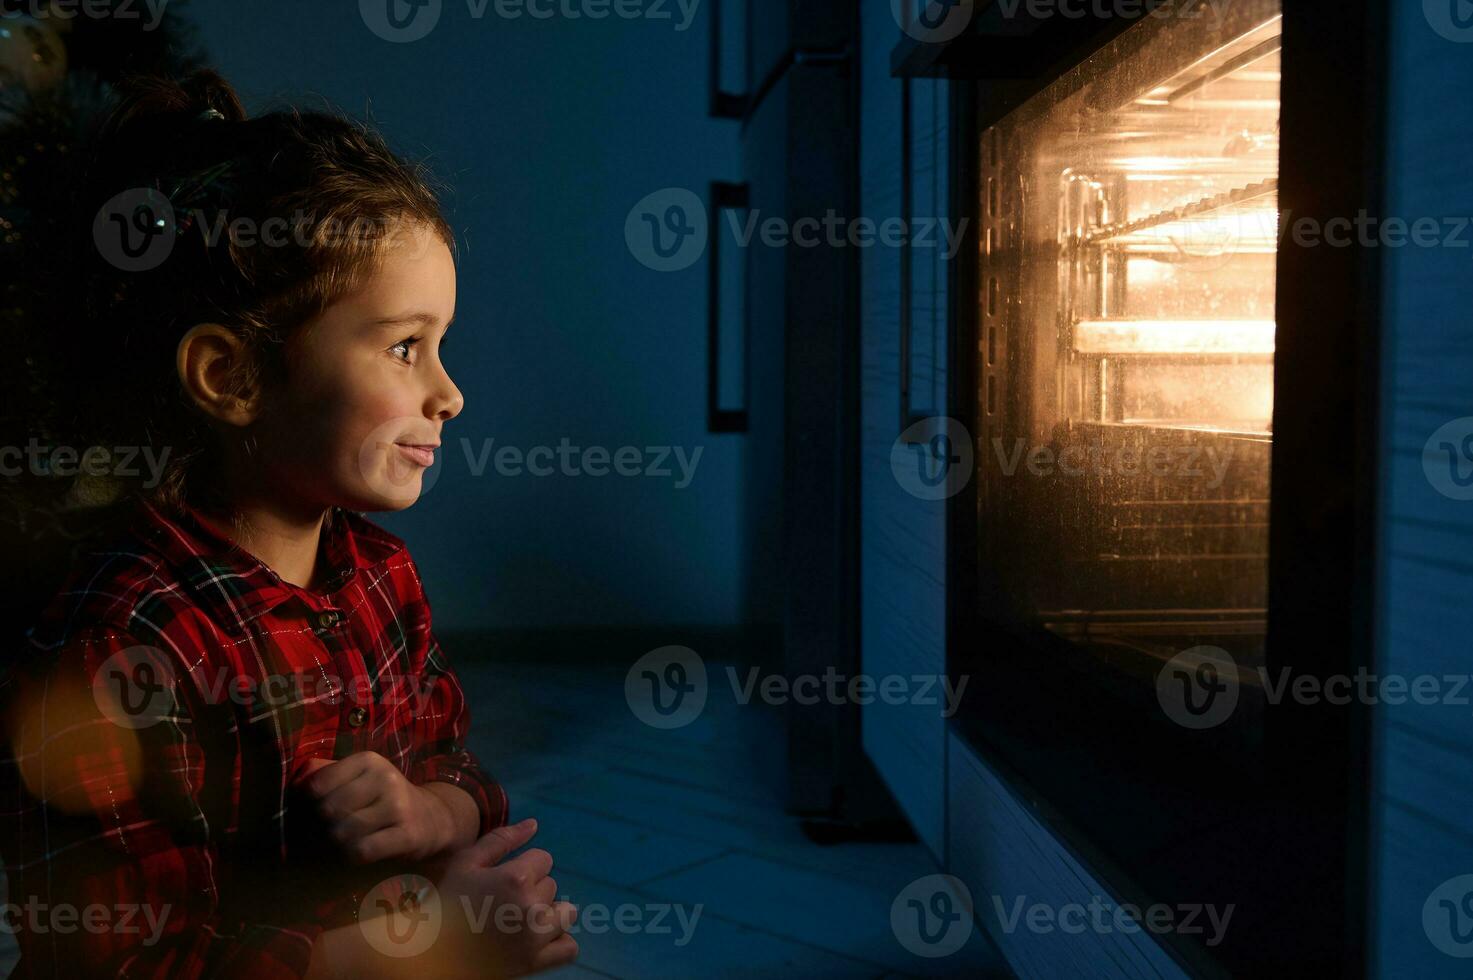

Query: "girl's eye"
left=390, top=337, right=420, bottom=362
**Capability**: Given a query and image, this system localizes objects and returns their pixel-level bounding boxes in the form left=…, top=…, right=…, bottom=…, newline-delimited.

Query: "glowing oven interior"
left=977, top=3, right=1283, bottom=691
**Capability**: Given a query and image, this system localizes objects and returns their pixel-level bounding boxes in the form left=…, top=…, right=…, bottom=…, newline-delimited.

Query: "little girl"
left=0, top=70, right=576, bottom=978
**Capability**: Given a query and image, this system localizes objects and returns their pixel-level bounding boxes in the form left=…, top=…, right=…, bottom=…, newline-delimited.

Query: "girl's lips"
left=395, top=443, right=436, bottom=467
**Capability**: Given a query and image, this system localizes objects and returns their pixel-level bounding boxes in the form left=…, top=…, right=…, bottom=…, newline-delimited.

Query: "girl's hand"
left=296, top=751, right=453, bottom=864
left=433, top=819, right=579, bottom=977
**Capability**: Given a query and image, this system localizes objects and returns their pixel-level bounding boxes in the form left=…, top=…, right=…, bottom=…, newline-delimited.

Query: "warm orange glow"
left=8, top=667, right=144, bottom=815
left=1074, top=319, right=1276, bottom=355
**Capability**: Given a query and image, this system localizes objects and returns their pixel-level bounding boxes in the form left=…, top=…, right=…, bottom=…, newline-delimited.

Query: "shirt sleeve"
left=403, top=627, right=510, bottom=838
left=0, top=626, right=329, bottom=980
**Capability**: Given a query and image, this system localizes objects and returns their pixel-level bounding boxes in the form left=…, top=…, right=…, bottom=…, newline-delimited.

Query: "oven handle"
left=708, top=0, right=747, bottom=118
left=708, top=181, right=750, bottom=433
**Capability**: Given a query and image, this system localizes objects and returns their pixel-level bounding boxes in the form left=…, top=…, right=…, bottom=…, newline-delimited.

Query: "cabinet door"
left=745, top=0, right=789, bottom=95
left=747, top=0, right=852, bottom=105
left=736, top=69, right=787, bottom=627
left=857, top=69, right=951, bottom=859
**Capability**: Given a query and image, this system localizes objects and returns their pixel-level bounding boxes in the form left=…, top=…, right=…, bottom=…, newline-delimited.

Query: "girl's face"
left=252, top=219, right=463, bottom=513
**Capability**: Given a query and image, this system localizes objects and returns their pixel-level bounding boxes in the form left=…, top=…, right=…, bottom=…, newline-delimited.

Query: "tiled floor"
left=0, top=649, right=1011, bottom=979
left=471, top=652, right=1010, bottom=979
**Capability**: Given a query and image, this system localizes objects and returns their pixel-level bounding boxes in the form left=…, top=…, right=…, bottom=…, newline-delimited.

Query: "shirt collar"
left=133, top=498, right=406, bottom=639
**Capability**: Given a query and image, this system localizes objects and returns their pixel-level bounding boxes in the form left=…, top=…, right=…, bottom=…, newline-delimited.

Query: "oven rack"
left=1081, top=176, right=1279, bottom=246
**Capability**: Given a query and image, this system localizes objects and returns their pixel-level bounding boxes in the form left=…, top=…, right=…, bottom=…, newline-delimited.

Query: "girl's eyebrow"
left=370, top=312, right=454, bottom=330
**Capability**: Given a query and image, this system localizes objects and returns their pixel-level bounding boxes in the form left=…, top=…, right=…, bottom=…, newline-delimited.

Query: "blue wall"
left=187, top=0, right=747, bottom=631
left=1370, top=2, right=1473, bottom=974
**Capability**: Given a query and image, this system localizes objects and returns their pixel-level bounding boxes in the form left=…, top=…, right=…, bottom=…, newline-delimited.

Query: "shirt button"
left=347, top=707, right=367, bottom=727
left=315, top=610, right=340, bottom=630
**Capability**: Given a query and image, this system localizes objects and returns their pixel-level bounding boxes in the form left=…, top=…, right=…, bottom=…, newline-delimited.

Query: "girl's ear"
left=175, top=322, right=260, bottom=426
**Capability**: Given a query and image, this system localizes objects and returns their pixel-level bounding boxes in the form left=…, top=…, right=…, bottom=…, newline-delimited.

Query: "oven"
left=926, top=0, right=1387, bottom=975
left=976, top=1, right=1282, bottom=742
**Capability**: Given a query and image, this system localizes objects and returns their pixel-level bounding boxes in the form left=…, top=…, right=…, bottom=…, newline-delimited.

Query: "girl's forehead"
left=360, top=233, right=456, bottom=303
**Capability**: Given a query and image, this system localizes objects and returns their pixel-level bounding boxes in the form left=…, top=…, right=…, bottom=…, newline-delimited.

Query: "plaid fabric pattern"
left=0, top=497, right=508, bottom=978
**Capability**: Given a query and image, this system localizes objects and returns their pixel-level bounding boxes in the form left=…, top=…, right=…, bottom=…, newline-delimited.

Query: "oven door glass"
left=977, top=0, right=1282, bottom=739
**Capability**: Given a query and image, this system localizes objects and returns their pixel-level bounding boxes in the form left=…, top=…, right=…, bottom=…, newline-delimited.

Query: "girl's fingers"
left=554, top=899, right=578, bottom=932
left=350, top=824, right=411, bottom=864
left=314, top=766, right=381, bottom=818
left=532, top=875, right=558, bottom=906
left=299, top=750, right=372, bottom=796
left=340, top=794, right=408, bottom=836
left=462, top=819, right=538, bottom=867
left=529, top=931, right=579, bottom=970
left=503, top=845, right=554, bottom=883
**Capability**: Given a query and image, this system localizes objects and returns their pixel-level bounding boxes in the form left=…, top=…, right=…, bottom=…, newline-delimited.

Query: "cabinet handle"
left=708, top=181, right=750, bottom=433
left=709, top=0, right=747, bottom=118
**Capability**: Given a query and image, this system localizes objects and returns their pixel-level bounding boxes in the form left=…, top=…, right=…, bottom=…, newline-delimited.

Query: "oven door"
left=941, top=0, right=1383, bottom=974
left=977, top=2, right=1282, bottom=737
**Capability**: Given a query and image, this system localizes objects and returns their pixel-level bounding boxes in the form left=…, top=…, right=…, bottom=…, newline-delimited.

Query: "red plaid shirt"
left=0, top=497, right=509, bottom=979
